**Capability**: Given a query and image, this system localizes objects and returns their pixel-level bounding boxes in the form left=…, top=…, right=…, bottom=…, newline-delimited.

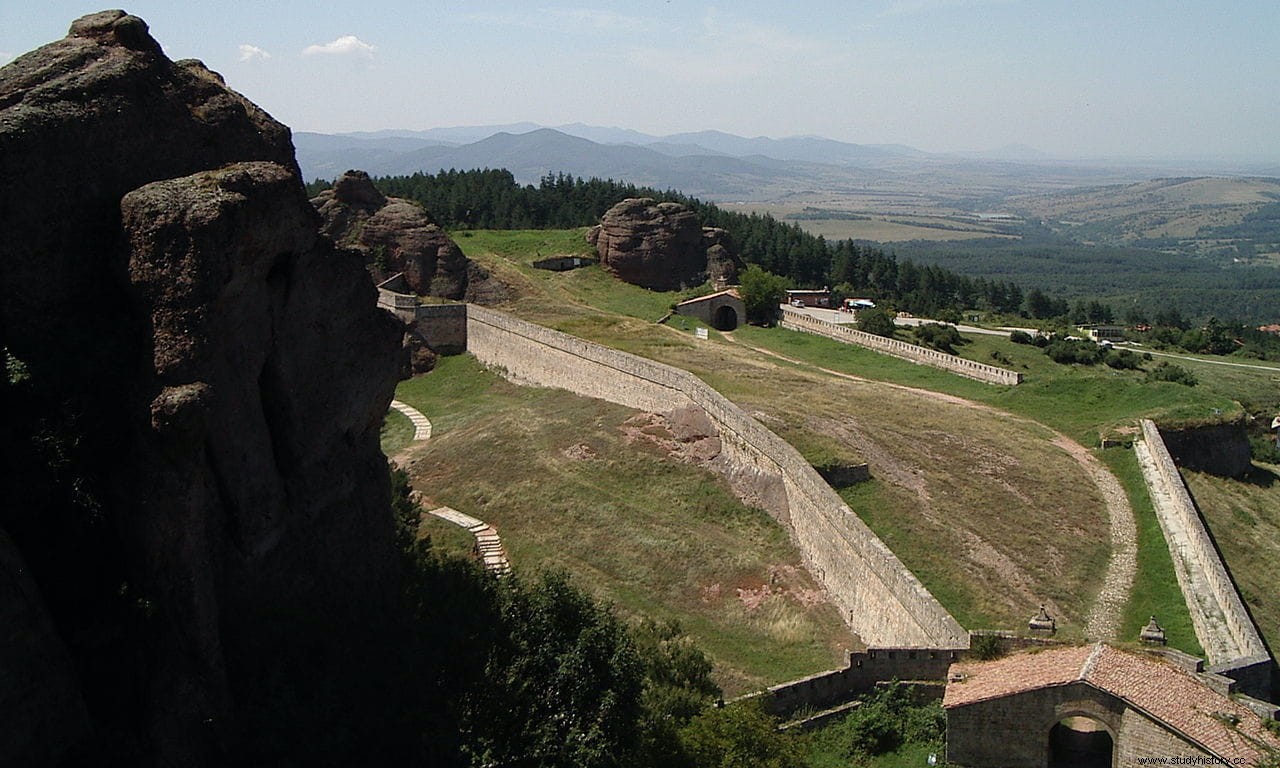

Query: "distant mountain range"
left=293, top=123, right=1280, bottom=202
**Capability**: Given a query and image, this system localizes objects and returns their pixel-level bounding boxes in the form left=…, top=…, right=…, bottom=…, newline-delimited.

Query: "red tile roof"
left=944, top=644, right=1279, bottom=765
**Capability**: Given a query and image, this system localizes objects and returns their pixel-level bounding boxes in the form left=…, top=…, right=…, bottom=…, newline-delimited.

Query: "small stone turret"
left=1028, top=605, right=1056, bottom=634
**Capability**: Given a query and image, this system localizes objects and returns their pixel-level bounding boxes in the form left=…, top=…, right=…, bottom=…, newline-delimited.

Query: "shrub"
left=913, top=323, right=966, bottom=354
left=1146, top=362, right=1198, bottom=386
left=1044, top=338, right=1104, bottom=365
left=857, top=307, right=897, bottom=338
left=1009, top=330, right=1034, bottom=345
left=827, top=682, right=945, bottom=760
left=1104, top=349, right=1142, bottom=370
left=969, top=633, right=1005, bottom=660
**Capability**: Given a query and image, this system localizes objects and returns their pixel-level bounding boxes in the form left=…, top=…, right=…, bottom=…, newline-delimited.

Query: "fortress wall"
left=779, top=309, right=1023, bottom=386
left=1138, top=420, right=1269, bottom=672
left=411, top=303, right=468, bottom=354
left=465, top=304, right=968, bottom=648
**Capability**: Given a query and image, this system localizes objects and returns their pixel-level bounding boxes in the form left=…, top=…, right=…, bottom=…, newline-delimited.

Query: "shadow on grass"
left=1240, top=464, right=1278, bottom=489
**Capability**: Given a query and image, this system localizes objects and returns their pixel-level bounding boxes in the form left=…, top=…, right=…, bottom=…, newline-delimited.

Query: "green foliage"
left=739, top=265, right=792, bottom=325
left=632, top=618, right=722, bottom=767
left=857, top=307, right=897, bottom=338
left=1104, top=348, right=1143, bottom=370
left=913, top=323, right=966, bottom=354
left=1044, top=337, right=1104, bottom=365
left=969, top=633, right=1005, bottom=660
left=1009, top=330, right=1035, bottom=345
left=679, top=701, right=803, bottom=768
left=463, top=570, right=646, bottom=768
left=806, top=683, right=945, bottom=764
left=1250, top=434, right=1280, bottom=464
left=1146, top=361, right=1199, bottom=387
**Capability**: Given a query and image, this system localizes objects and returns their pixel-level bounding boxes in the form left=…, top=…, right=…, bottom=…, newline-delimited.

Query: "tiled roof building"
left=944, top=644, right=1279, bottom=767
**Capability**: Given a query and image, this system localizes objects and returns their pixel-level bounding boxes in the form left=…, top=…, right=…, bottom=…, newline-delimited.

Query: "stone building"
left=674, top=289, right=745, bottom=331
left=944, top=644, right=1279, bottom=768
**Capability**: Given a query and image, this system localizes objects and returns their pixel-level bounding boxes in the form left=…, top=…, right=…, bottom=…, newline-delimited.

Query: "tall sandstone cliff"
left=0, top=12, right=402, bottom=765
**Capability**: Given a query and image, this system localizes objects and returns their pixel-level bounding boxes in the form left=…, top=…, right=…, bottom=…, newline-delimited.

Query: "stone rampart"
left=743, top=647, right=962, bottom=719
left=465, top=304, right=968, bottom=648
left=779, top=309, right=1023, bottom=386
left=1137, top=419, right=1270, bottom=697
left=412, top=303, right=467, bottom=354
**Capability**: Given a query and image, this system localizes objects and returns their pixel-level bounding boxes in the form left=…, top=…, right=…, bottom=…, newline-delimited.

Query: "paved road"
left=1116, top=344, right=1280, bottom=373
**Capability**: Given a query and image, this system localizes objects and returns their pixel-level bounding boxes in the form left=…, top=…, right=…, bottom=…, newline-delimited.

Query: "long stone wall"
left=465, top=304, right=968, bottom=648
left=779, top=308, right=1023, bottom=386
left=1135, top=419, right=1271, bottom=698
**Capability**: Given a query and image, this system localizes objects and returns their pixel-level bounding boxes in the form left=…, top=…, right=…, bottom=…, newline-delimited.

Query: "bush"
left=823, top=682, right=945, bottom=760
left=679, top=701, right=803, bottom=768
left=1044, top=338, right=1104, bottom=365
left=1250, top=434, right=1280, bottom=465
left=857, top=307, right=897, bottom=338
left=1104, top=349, right=1143, bottom=370
left=1146, top=362, right=1198, bottom=386
left=1009, top=330, right=1034, bottom=345
left=913, top=323, right=966, bottom=354
left=969, top=633, right=1005, bottom=660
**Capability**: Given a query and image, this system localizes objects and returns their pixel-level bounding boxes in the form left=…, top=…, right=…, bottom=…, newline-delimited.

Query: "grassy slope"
left=396, top=355, right=853, bottom=695
left=1183, top=465, right=1280, bottom=658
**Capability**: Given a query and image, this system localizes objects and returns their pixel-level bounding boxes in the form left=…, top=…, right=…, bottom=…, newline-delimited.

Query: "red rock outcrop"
left=0, top=13, right=402, bottom=765
left=588, top=198, right=743, bottom=291
left=312, top=169, right=472, bottom=298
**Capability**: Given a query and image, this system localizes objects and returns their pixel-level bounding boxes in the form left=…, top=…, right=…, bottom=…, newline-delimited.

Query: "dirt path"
left=724, top=334, right=1137, bottom=640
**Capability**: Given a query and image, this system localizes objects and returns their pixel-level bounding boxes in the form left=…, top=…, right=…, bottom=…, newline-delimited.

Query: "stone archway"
left=712, top=304, right=738, bottom=331
left=1049, top=716, right=1114, bottom=768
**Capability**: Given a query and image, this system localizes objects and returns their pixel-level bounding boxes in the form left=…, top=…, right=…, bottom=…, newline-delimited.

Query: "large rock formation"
left=588, top=198, right=743, bottom=291
left=0, top=13, right=402, bottom=765
left=311, top=169, right=473, bottom=298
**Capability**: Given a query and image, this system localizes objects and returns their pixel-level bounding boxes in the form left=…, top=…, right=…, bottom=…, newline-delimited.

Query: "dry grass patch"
left=400, top=367, right=854, bottom=695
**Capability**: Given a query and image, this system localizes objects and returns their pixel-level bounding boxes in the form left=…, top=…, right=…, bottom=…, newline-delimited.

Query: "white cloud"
left=237, top=44, right=271, bottom=63
left=302, top=35, right=376, bottom=59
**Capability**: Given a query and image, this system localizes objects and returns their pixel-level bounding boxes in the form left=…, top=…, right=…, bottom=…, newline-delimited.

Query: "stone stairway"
left=425, top=503, right=511, bottom=577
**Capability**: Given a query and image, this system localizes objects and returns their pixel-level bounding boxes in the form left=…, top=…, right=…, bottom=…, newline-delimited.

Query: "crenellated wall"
left=464, top=304, right=968, bottom=648
left=779, top=309, right=1023, bottom=386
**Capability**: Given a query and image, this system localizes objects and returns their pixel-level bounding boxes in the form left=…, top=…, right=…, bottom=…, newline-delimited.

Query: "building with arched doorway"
left=943, top=644, right=1279, bottom=768
left=674, top=289, right=744, bottom=331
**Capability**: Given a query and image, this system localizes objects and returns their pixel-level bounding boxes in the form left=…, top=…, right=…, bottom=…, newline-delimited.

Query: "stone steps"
left=426, top=506, right=511, bottom=577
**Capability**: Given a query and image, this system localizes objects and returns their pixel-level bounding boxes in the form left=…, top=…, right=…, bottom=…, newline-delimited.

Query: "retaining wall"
left=744, top=647, right=962, bottom=719
left=779, top=309, right=1023, bottom=386
left=465, top=304, right=968, bottom=649
left=1137, top=419, right=1271, bottom=699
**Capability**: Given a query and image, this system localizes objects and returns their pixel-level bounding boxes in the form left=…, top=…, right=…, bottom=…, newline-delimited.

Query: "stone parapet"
left=779, top=309, right=1023, bottom=386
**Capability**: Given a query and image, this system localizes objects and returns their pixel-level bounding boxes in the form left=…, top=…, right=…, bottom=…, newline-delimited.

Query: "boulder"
left=0, top=14, right=402, bottom=765
left=312, top=170, right=471, bottom=298
left=589, top=198, right=743, bottom=291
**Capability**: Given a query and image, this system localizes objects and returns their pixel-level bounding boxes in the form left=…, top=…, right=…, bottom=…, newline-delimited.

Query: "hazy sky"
left=4, top=1, right=1278, bottom=159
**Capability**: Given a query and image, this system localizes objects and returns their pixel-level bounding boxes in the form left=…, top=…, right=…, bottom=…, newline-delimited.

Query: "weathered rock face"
left=588, top=198, right=743, bottom=291
left=312, top=170, right=471, bottom=298
left=0, top=13, right=402, bottom=765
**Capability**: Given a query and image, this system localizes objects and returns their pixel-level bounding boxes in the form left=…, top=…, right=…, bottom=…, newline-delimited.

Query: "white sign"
left=695, top=327, right=709, bottom=340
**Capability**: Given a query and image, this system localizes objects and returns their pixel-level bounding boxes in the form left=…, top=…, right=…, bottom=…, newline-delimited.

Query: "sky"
left=3, top=1, right=1278, bottom=160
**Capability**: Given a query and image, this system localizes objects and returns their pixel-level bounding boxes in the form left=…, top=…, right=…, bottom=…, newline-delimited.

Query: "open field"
left=395, top=356, right=854, bottom=695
